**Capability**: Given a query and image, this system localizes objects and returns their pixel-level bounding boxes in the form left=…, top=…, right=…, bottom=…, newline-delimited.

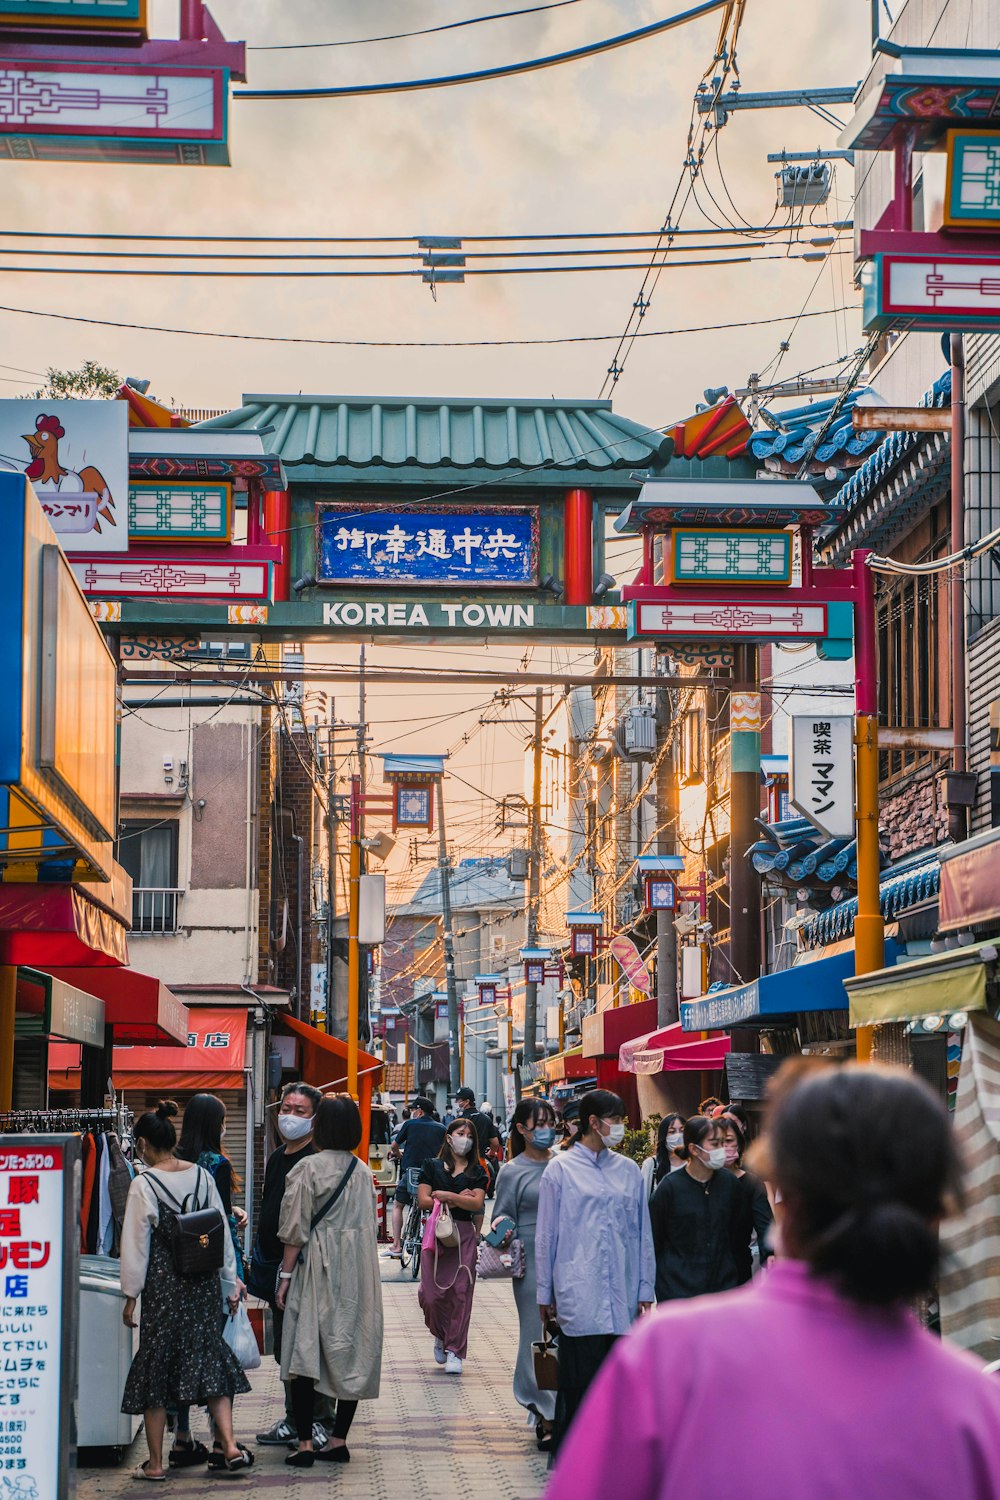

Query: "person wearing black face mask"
left=252, top=1083, right=335, bottom=1449
left=492, top=1100, right=559, bottom=1448
left=649, top=1115, right=740, bottom=1304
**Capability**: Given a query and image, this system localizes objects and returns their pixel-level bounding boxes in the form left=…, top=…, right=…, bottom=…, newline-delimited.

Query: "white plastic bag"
left=223, top=1301, right=261, bottom=1371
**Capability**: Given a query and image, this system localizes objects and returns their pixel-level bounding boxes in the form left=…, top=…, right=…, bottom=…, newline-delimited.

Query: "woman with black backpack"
left=120, top=1101, right=253, bottom=1480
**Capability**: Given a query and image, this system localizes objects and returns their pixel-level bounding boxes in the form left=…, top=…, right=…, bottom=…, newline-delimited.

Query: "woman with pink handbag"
left=416, top=1119, right=487, bottom=1376
left=491, top=1100, right=558, bottom=1450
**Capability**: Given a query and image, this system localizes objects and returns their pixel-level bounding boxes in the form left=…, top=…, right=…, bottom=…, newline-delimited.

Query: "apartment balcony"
left=132, top=888, right=184, bottom=935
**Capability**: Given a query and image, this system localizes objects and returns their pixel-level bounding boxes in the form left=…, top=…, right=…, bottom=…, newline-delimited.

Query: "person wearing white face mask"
left=416, top=1118, right=488, bottom=1376
left=535, top=1089, right=655, bottom=1460
left=252, top=1083, right=336, bottom=1449
left=649, top=1115, right=740, bottom=1306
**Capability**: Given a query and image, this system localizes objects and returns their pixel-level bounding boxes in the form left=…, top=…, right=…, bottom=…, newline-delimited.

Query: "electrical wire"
left=0, top=222, right=850, bottom=244
left=0, top=299, right=855, bottom=350
left=248, top=0, right=591, bottom=51
left=235, top=1, right=733, bottom=99
left=0, top=251, right=848, bottom=279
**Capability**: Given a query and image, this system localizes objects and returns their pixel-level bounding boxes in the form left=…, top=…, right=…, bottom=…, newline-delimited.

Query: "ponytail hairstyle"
left=509, top=1099, right=555, bottom=1158
left=771, top=1064, right=964, bottom=1306
left=134, top=1099, right=179, bottom=1154
left=674, top=1114, right=722, bottom=1163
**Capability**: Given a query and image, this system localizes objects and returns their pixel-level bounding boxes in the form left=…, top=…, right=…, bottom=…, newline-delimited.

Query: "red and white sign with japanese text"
left=0, top=1139, right=77, bottom=1500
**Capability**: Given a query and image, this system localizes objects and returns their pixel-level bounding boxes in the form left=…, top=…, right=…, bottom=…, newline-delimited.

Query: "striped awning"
left=940, top=1015, right=1000, bottom=1359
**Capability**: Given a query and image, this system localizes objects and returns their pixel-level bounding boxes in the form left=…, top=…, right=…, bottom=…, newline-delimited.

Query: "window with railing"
left=118, top=819, right=181, bottom=934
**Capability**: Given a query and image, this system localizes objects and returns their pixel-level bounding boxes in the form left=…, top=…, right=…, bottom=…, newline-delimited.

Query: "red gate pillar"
left=263, top=489, right=291, bottom=602
left=563, top=489, right=594, bottom=605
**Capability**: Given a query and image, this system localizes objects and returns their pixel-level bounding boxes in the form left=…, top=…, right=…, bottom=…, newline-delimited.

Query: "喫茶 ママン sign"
left=316, top=504, right=539, bottom=588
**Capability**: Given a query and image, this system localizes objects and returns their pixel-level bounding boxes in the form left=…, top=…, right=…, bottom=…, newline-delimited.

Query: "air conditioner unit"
left=622, top=705, right=657, bottom=760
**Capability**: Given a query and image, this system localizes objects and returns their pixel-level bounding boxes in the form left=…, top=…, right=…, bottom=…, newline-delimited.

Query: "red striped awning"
left=619, top=1022, right=731, bottom=1075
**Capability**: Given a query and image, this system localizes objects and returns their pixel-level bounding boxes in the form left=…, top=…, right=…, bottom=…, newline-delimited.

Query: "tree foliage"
left=25, top=361, right=122, bottom=401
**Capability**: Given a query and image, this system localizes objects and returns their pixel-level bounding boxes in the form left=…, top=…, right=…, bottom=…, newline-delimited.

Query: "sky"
left=2, top=0, right=871, bottom=425
left=1, top=0, right=876, bottom=909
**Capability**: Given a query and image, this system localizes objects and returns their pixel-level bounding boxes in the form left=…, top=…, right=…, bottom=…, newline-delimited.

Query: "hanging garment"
left=86, top=1134, right=103, bottom=1254
left=107, top=1134, right=134, bottom=1257
left=80, top=1132, right=97, bottom=1254
left=98, top=1131, right=115, bottom=1255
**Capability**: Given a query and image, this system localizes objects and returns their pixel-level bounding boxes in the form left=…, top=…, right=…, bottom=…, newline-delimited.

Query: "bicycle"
left=398, top=1168, right=426, bottom=1280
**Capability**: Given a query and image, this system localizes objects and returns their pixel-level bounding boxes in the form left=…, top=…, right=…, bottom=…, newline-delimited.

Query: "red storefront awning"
left=44, top=965, right=189, bottom=1045
left=0, top=884, right=128, bottom=967
left=50, top=1005, right=245, bottom=1092
left=582, top=998, right=658, bottom=1059
left=619, top=1022, right=731, bottom=1075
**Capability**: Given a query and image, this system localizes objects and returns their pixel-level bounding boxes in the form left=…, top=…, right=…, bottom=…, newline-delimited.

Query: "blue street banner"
left=316, top=505, right=539, bottom=587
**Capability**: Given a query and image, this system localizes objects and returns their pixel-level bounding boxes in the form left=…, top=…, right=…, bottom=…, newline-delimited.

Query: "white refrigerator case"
left=78, top=1256, right=141, bottom=1451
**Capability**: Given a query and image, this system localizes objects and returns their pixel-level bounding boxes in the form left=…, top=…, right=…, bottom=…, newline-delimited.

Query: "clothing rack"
left=0, top=1104, right=133, bottom=1151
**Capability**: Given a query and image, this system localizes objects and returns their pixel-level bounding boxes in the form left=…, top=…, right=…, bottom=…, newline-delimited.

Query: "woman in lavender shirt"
left=546, top=1064, right=1000, bottom=1500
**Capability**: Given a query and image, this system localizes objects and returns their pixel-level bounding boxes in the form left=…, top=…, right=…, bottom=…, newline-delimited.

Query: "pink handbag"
left=422, top=1200, right=440, bottom=1252
left=477, top=1237, right=526, bottom=1280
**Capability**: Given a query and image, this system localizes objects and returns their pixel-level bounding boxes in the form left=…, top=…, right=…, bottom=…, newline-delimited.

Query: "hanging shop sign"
left=316, top=505, right=539, bottom=588
left=0, top=61, right=230, bottom=166
left=0, top=0, right=146, bottom=27
left=862, top=252, right=1000, bottom=333
left=944, top=130, right=1000, bottom=229
left=128, top=481, right=233, bottom=544
left=608, top=934, right=651, bottom=996
left=0, top=475, right=117, bottom=880
left=380, top=755, right=446, bottom=833
left=669, top=529, right=793, bottom=587
left=790, top=715, right=856, bottom=840
left=70, top=553, right=272, bottom=601
left=0, top=1134, right=80, bottom=1500
left=0, top=400, right=127, bottom=552
left=629, top=598, right=828, bottom=641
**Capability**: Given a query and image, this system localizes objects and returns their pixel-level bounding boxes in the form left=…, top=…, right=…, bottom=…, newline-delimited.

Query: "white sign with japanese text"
left=0, top=1138, right=76, bottom=1500
left=790, top=715, right=856, bottom=839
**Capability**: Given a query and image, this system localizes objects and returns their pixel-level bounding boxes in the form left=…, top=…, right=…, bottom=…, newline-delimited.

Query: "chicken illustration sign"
left=0, top=399, right=128, bottom=552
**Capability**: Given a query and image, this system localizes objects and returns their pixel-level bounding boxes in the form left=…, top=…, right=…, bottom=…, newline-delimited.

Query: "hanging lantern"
left=475, top=974, right=503, bottom=1007
left=635, top=854, right=686, bottom=915
left=565, top=910, right=604, bottom=957
left=520, top=948, right=551, bottom=986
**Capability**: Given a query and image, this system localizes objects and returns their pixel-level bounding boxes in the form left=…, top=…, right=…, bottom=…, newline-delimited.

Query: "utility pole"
left=655, top=684, right=680, bottom=1027
left=523, top=688, right=545, bottom=1065
left=435, top=777, right=461, bottom=1094
left=729, top=646, right=762, bottom=994
left=325, top=707, right=337, bottom=1035
left=346, top=647, right=368, bottom=1097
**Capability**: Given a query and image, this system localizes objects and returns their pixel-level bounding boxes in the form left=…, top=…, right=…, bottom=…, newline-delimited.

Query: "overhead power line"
left=0, top=238, right=841, bottom=262
left=0, top=222, right=849, bottom=244
left=0, top=300, right=855, bottom=349
left=248, top=0, right=590, bottom=51
left=0, top=251, right=847, bottom=279
left=235, top=0, right=732, bottom=99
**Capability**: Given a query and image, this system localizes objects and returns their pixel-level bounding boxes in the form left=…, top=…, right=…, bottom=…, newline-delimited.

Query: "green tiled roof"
left=197, top=394, right=673, bottom=488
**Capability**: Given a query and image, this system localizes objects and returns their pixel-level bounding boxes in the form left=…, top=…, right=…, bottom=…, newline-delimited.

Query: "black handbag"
left=146, top=1167, right=226, bottom=1277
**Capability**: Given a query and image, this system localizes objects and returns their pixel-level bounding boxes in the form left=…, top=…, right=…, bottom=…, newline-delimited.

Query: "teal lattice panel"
left=670, top=528, right=792, bottom=585
left=128, top=480, right=232, bottom=542
left=946, top=131, right=1000, bottom=228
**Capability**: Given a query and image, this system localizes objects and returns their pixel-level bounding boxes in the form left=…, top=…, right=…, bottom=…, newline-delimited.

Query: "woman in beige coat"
left=275, top=1094, right=383, bottom=1468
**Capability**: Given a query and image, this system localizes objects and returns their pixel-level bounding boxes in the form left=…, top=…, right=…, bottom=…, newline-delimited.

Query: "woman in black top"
left=649, top=1115, right=739, bottom=1303
left=416, top=1118, right=487, bottom=1377
left=720, top=1112, right=774, bottom=1284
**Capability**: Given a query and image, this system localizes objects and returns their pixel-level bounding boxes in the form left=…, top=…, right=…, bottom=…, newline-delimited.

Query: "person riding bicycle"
left=384, top=1098, right=445, bottom=1259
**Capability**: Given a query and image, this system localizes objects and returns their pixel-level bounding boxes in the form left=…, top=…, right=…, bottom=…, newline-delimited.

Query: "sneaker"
left=383, top=1247, right=402, bottom=1259
left=433, top=1338, right=446, bottom=1366
left=256, top=1419, right=295, bottom=1446
left=287, top=1424, right=329, bottom=1452
left=445, top=1352, right=463, bottom=1376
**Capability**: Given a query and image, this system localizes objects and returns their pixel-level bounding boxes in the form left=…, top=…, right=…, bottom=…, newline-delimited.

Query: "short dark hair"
left=509, top=1099, right=555, bottom=1157
left=674, top=1113, right=723, bottom=1162
left=313, top=1093, right=362, bottom=1152
left=771, top=1065, right=963, bottom=1306
left=281, top=1081, right=322, bottom=1112
left=134, top=1099, right=178, bottom=1153
left=578, top=1089, right=626, bottom=1137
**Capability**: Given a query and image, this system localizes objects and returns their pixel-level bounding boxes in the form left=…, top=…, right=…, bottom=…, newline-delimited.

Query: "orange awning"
left=276, top=1014, right=382, bottom=1159
left=50, top=1005, right=246, bottom=1091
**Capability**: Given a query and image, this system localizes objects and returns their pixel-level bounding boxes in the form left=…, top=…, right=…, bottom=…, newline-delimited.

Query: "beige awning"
left=843, top=941, right=998, bottom=1027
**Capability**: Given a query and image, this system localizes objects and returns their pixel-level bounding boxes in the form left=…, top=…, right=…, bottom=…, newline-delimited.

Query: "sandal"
left=169, top=1441, right=209, bottom=1468
left=207, top=1444, right=255, bottom=1477
left=133, top=1463, right=166, bottom=1482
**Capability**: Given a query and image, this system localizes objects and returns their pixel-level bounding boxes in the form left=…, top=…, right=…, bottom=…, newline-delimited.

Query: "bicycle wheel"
left=411, top=1239, right=421, bottom=1280
left=399, top=1232, right=411, bottom=1271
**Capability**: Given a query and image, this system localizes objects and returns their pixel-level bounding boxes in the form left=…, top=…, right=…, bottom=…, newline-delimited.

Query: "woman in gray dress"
left=492, top=1099, right=558, bottom=1451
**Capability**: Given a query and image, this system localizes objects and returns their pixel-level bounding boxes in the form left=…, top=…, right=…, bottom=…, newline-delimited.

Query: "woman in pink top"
left=546, top=1064, right=1000, bottom=1500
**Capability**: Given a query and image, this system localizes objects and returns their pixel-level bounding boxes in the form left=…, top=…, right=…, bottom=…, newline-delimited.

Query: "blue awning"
left=679, top=941, right=900, bottom=1032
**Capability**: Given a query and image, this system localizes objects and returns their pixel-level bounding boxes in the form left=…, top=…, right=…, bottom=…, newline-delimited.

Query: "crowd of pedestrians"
left=114, top=1063, right=1000, bottom=1498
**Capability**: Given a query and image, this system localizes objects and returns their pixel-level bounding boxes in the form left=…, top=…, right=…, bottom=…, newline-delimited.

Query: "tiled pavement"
left=78, top=1259, right=549, bottom=1500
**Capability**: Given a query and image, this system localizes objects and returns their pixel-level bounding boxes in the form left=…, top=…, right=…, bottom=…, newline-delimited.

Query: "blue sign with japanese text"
left=317, top=505, right=539, bottom=587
